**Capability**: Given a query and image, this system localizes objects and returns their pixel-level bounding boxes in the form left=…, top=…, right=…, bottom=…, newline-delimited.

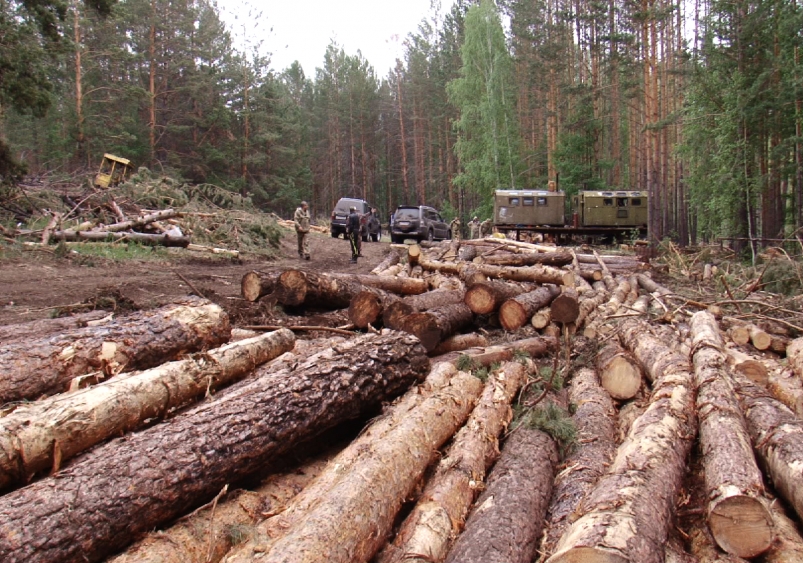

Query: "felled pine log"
left=0, top=330, right=295, bottom=491
left=480, top=251, right=574, bottom=268
left=371, top=251, right=401, bottom=274
left=444, top=425, right=559, bottom=563
left=549, top=287, right=580, bottom=324
left=0, top=332, right=430, bottom=563
left=499, top=285, right=561, bottom=331
left=787, top=337, right=803, bottom=378
left=0, top=309, right=111, bottom=344
left=431, top=336, right=556, bottom=367
left=274, top=270, right=429, bottom=308
left=90, top=208, right=180, bottom=233
left=240, top=270, right=282, bottom=302
left=398, top=303, right=475, bottom=352
left=376, top=361, right=528, bottom=563
left=730, top=370, right=803, bottom=522
left=596, top=340, right=642, bottom=401
left=541, top=368, right=617, bottom=557
left=52, top=229, right=190, bottom=246
left=221, top=368, right=483, bottom=563
left=430, top=333, right=488, bottom=356
left=547, top=320, right=697, bottom=563
left=417, top=253, right=575, bottom=287
left=464, top=279, right=534, bottom=315
left=349, top=286, right=401, bottom=328
left=0, top=297, right=231, bottom=404
left=689, top=312, right=773, bottom=558
left=384, top=288, right=466, bottom=330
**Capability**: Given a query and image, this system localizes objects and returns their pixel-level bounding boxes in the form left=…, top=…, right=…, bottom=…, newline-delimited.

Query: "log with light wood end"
left=596, top=340, right=642, bottom=401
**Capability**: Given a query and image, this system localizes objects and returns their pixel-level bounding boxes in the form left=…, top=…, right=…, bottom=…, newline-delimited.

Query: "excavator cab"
left=94, top=154, right=133, bottom=188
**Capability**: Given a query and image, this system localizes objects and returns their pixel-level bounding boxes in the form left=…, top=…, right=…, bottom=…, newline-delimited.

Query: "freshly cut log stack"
left=0, top=297, right=231, bottom=403
left=0, top=332, right=430, bottom=563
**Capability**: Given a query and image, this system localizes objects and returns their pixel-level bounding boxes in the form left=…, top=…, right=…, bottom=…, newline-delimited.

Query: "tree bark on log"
left=222, top=370, right=484, bottom=563
left=499, top=286, right=561, bottom=331
left=331, top=272, right=430, bottom=295
left=767, top=364, right=803, bottom=418
left=550, top=287, right=580, bottom=325
left=541, top=368, right=618, bottom=557
left=53, top=229, right=191, bottom=246
left=787, top=337, right=803, bottom=379
left=418, top=256, right=574, bottom=286
left=444, top=427, right=559, bottom=563
left=464, top=280, right=533, bottom=315
left=0, top=330, right=295, bottom=491
left=730, top=370, right=803, bottom=522
left=482, top=252, right=574, bottom=268
left=762, top=498, right=803, bottom=563
left=0, top=310, right=111, bottom=343
left=371, top=251, right=402, bottom=275
left=596, top=340, right=642, bottom=401
left=108, top=451, right=334, bottom=563
left=547, top=320, right=697, bottom=563
left=430, top=333, right=488, bottom=356
left=376, top=361, right=528, bottom=563
left=0, top=298, right=231, bottom=404
left=725, top=346, right=769, bottom=386
left=275, top=269, right=363, bottom=308
left=89, top=208, right=180, bottom=233
left=383, top=288, right=466, bottom=330
left=431, top=337, right=556, bottom=367
left=689, top=312, right=773, bottom=558
left=398, top=303, right=475, bottom=352
left=222, top=362, right=461, bottom=559
left=0, top=332, right=430, bottom=563
left=531, top=307, right=551, bottom=329
left=241, top=270, right=281, bottom=302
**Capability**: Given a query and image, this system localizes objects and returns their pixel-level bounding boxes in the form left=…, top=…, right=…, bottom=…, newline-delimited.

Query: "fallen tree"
left=0, top=330, right=295, bottom=491
left=221, top=370, right=484, bottom=563
left=596, top=340, right=642, bottom=401
left=376, top=361, right=529, bottom=563
left=444, top=426, right=559, bottom=563
left=432, top=336, right=556, bottom=367
left=398, top=303, right=475, bottom=352
left=547, top=320, right=697, bottom=563
left=498, top=285, right=561, bottom=331
left=464, top=280, right=533, bottom=315
left=0, top=332, right=430, bottom=563
left=383, top=288, right=466, bottom=330
left=0, top=310, right=111, bottom=343
left=689, top=311, right=773, bottom=558
left=0, top=297, right=231, bottom=404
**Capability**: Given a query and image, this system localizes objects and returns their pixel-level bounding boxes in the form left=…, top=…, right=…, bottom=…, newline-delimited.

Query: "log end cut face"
left=709, top=495, right=774, bottom=558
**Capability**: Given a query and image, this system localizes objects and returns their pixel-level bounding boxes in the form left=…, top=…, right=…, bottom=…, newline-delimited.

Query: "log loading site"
left=1, top=181, right=803, bottom=563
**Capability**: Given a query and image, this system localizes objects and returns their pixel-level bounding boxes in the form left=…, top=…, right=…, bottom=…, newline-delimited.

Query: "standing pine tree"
left=448, top=0, right=523, bottom=215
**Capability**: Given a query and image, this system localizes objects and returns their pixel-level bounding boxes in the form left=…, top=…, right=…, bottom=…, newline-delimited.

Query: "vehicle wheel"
left=362, top=235, right=369, bottom=243
left=371, top=233, right=379, bottom=242
left=330, top=229, right=338, bottom=238
left=391, top=234, right=402, bottom=244
left=427, top=230, right=434, bottom=242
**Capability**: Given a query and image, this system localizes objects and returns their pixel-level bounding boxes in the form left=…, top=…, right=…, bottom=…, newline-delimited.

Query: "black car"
left=390, top=205, right=451, bottom=243
left=330, top=197, right=380, bottom=241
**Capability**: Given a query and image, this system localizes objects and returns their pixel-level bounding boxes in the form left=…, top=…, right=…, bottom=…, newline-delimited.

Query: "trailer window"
left=603, top=198, right=613, bottom=206
left=617, top=198, right=628, bottom=207
left=508, top=197, right=520, bottom=206
left=523, top=197, right=535, bottom=206
left=536, top=197, right=547, bottom=206
left=631, top=198, right=642, bottom=206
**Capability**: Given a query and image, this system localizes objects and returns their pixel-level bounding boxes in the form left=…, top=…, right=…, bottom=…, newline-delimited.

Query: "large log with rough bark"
left=730, top=370, right=803, bottom=522
left=541, top=368, right=617, bottom=557
left=763, top=499, right=803, bottom=563
left=348, top=287, right=401, bottom=328
left=383, top=288, right=466, bottom=330
left=0, top=310, right=111, bottom=343
left=0, top=330, right=295, bottom=491
left=689, top=312, right=773, bottom=558
left=431, top=336, right=556, bottom=367
left=499, top=285, right=561, bottom=331
left=274, top=269, right=363, bottom=308
left=371, top=251, right=401, bottom=275
left=376, top=362, right=528, bottom=563
left=398, top=303, right=475, bottom=352
left=444, top=427, right=559, bottom=563
left=549, top=287, right=580, bottom=324
left=430, top=333, right=488, bottom=356
left=464, top=280, right=532, bottom=315
left=547, top=320, right=697, bottom=563
left=787, top=337, right=803, bottom=379
left=329, top=272, right=430, bottom=295
left=53, top=229, right=190, bottom=246
left=0, top=297, right=231, bottom=404
left=481, top=251, right=574, bottom=268
left=0, top=332, right=430, bottom=563
left=596, top=340, right=642, bottom=400
left=221, top=370, right=483, bottom=563
left=418, top=255, right=575, bottom=286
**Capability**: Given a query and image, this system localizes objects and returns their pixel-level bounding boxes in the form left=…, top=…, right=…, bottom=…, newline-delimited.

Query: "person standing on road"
left=468, top=216, right=480, bottom=239
left=294, top=200, right=311, bottom=260
left=450, top=216, right=461, bottom=241
left=480, top=219, right=493, bottom=238
left=346, top=206, right=361, bottom=263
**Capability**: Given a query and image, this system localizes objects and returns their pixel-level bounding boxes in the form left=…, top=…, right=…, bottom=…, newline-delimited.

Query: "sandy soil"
left=0, top=229, right=394, bottom=329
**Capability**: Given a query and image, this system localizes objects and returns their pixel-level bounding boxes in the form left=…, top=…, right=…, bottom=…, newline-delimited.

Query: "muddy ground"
left=0, top=229, right=392, bottom=329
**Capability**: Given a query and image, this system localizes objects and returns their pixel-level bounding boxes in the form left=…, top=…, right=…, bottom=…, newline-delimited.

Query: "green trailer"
left=493, top=189, right=566, bottom=228
left=572, top=190, right=648, bottom=228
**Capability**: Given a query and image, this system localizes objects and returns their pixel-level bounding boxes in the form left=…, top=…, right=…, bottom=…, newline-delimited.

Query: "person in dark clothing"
left=346, top=206, right=361, bottom=263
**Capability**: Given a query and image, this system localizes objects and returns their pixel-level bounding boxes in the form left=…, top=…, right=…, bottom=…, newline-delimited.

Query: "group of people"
left=467, top=216, right=492, bottom=239
left=294, top=200, right=374, bottom=263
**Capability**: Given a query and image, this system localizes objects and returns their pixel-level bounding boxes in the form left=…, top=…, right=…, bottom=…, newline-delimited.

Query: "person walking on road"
left=346, top=206, right=361, bottom=263
left=294, top=200, right=311, bottom=260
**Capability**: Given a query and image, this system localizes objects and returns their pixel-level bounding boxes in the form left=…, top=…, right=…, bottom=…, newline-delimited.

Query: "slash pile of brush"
left=1, top=236, right=802, bottom=563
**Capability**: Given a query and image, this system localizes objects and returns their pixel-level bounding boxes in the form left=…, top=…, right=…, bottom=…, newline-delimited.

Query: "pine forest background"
left=2, top=0, right=802, bottom=254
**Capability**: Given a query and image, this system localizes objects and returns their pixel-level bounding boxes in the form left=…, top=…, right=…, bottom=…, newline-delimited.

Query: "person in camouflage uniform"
left=449, top=216, right=462, bottom=241
left=294, top=200, right=311, bottom=260
left=468, top=216, right=480, bottom=239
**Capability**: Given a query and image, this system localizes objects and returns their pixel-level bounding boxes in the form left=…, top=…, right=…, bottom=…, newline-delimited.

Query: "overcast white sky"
left=216, top=0, right=455, bottom=76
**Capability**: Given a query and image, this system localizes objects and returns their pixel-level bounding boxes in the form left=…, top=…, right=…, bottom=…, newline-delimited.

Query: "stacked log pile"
left=3, top=237, right=803, bottom=563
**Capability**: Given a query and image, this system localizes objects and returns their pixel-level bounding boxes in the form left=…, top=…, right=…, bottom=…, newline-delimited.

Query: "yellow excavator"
left=94, top=154, right=133, bottom=188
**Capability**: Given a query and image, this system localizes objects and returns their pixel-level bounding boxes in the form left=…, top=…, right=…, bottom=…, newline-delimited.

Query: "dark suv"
left=330, top=197, right=380, bottom=241
left=390, top=205, right=451, bottom=243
